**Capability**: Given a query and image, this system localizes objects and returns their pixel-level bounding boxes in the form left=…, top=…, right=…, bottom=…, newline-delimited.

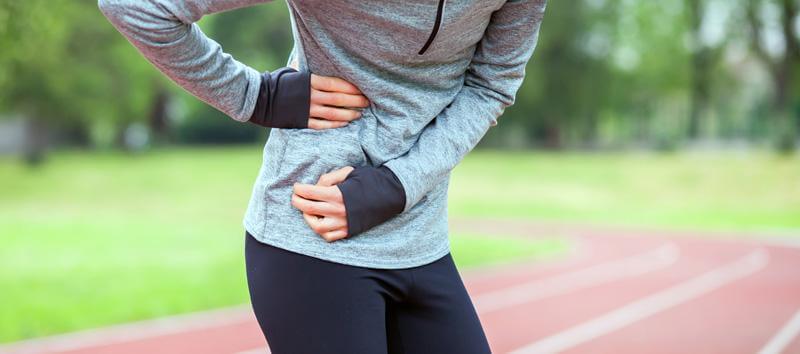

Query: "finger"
left=302, top=213, right=347, bottom=234
left=321, top=228, right=349, bottom=242
left=309, top=104, right=362, bottom=122
left=317, top=166, right=355, bottom=186
left=311, top=90, right=370, bottom=108
left=291, top=193, right=346, bottom=217
left=310, top=74, right=363, bottom=95
left=302, top=213, right=328, bottom=234
left=293, top=183, right=342, bottom=203
left=307, top=118, right=349, bottom=130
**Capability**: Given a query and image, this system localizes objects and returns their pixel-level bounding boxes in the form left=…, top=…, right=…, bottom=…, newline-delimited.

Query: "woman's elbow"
left=98, top=0, right=186, bottom=43
left=98, top=0, right=153, bottom=31
left=97, top=0, right=132, bottom=21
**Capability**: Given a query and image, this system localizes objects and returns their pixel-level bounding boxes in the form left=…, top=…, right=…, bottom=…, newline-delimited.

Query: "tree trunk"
left=747, top=0, right=799, bottom=152
left=687, top=0, right=713, bottom=140
left=774, top=0, right=799, bottom=152
left=149, top=83, right=171, bottom=145
left=22, top=116, right=47, bottom=166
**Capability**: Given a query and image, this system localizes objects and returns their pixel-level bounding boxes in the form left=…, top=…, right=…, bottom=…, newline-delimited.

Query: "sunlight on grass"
left=1, top=146, right=796, bottom=342
left=451, top=233, right=568, bottom=270
left=450, top=150, right=800, bottom=231
left=0, top=220, right=563, bottom=342
left=0, top=148, right=566, bottom=342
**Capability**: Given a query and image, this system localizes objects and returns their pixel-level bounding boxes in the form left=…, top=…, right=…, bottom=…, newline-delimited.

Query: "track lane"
left=2, top=222, right=798, bottom=354
left=512, top=249, right=770, bottom=354
left=478, top=236, right=768, bottom=353
left=557, top=240, right=800, bottom=354
left=473, top=243, right=679, bottom=315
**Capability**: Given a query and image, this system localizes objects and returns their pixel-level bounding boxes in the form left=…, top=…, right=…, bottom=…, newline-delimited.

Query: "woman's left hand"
left=291, top=166, right=355, bottom=242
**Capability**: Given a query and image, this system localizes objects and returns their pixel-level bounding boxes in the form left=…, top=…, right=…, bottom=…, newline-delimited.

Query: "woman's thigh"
left=387, top=253, right=492, bottom=354
left=244, top=231, right=389, bottom=354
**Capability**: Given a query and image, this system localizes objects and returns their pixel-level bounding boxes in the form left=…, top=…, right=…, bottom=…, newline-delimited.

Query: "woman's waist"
left=262, top=114, right=423, bottom=172
left=259, top=124, right=366, bottom=185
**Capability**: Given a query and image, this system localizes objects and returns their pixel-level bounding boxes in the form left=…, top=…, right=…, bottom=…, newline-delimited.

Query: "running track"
left=2, top=219, right=800, bottom=354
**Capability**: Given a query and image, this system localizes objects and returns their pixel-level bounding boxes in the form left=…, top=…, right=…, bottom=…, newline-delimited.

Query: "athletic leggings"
left=244, top=231, right=492, bottom=354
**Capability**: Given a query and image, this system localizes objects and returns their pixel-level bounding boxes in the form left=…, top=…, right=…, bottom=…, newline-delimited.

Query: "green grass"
left=451, top=149, right=800, bottom=232
left=1, top=146, right=797, bottom=343
left=450, top=233, right=567, bottom=268
left=0, top=147, right=568, bottom=343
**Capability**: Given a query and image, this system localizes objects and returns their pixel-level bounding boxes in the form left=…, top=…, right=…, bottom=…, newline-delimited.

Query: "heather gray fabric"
left=99, top=0, right=547, bottom=269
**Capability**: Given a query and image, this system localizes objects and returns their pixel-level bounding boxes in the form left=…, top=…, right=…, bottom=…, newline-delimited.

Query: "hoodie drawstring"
left=418, top=0, right=447, bottom=55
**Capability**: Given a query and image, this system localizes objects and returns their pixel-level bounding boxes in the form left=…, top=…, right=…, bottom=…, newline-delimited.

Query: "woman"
left=99, top=0, right=546, bottom=352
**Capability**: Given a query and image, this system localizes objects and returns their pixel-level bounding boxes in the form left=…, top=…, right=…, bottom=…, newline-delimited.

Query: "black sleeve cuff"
left=336, top=165, right=407, bottom=237
left=248, top=67, right=310, bottom=129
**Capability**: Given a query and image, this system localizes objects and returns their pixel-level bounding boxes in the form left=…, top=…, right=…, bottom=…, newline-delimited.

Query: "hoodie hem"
left=243, top=218, right=451, bottom=270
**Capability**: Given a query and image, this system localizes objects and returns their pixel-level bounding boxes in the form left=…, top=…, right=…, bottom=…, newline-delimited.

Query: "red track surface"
left=3, top=220, right=799, bottom=354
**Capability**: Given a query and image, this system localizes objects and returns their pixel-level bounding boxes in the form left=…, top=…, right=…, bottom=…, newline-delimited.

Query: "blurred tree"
left=0, top=0, right=795, bottom=154
left=496, top=0, right=617, bottom=149
left=687, top=0, right=727, bottom=140
left=0, top=1, right=72, bottom=162
left=0, top=0, right=161, bottom=158
left=0, top=0, right=296, bottom=155
left=493, top=0, right=691, bottom=150
left=746, top=0, right=800, bottom=152
left=172, top=2, right=293, bottom=144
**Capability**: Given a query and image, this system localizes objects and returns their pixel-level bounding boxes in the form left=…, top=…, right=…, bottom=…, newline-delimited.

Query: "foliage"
left=0, top=1, right=157, bottom=140
left=0, top=0, right=798, bottom=149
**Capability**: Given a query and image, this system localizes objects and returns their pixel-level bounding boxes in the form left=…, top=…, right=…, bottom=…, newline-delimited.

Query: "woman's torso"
left=244, top=0, right=505, bottom=269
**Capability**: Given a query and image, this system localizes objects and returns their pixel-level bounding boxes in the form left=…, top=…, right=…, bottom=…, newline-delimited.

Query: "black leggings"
left=244, top=231, right=492, bottom=354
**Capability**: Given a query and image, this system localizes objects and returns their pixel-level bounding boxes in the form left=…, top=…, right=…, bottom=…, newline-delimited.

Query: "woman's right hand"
left=308, top=74, right=370, bottom=130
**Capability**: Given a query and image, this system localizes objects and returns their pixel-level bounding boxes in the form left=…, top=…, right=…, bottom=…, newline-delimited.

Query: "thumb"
left=318, top=166, right=355, bottom=186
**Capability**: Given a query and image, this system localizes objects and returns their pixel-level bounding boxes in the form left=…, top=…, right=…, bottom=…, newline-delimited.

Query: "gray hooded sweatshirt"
left=98, top=0, right=547, bottom=269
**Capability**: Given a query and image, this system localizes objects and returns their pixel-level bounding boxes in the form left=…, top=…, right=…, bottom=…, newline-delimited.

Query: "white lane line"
left=509, top=248, right=770, bottom=354
left=760, top=237, right=800, bottom=250
left=0, top=306, right=254, bottom=354
left=758, top=309, right=800, bottom=354
left=237, top=347, right=271, bottom=354
left=473, top=243, right=680, bottom=315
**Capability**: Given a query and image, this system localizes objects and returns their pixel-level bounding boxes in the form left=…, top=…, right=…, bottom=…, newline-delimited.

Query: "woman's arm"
left=98, top=0, right=273, bottom=122
left=334, top=0, right=548, bottom=236
left=99, top=0, right=368, bottom=128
